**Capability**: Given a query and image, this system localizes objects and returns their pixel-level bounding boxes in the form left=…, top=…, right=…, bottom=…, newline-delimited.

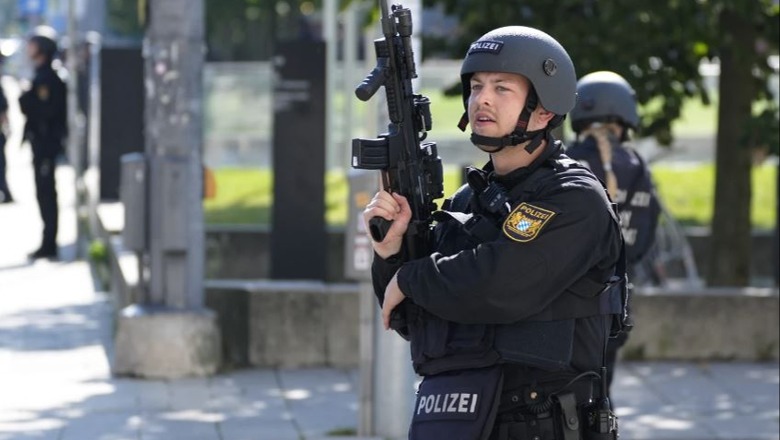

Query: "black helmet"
left=28, top=26, right=59, bottom=61
left=570, top=71, right=639, bottom=133
left=458, top=26, right=577, bottom=154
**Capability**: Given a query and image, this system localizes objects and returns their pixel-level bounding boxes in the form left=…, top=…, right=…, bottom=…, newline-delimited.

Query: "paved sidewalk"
left=1, top=75, right=778, bottom=440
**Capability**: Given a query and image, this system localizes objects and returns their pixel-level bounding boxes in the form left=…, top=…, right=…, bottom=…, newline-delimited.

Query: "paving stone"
left=612, top=363, right=672, bottom=415
left=168, top=378, right=213, bottom=411
left=137, top=381, right=170, bottom=412
left=59, top=412, right=141, bottom=440
left=0, top=413, right=64, bottom=440
left=75, top=379, right=142, bottom=413
left=0, top=431, right=61, bottom=440
left=309, top=437, right=382, bottom=440
left=277, top=368, right=358, bottom=438
left=702, top=412, right=780, bottom=439
left=626, top=362, right=758, bottom=416
left=222, top=369, right=280, bottom=389
left=210, top=371, right=291, bottom=420
left=346, top=368, right=359, bottom=390
left=138, top=412, right=221, bottom=440
left=704, top=362, right=780, bottom=411
left=219, top=418, right=299, bottom=440
left=616, top=412, right=717, bottom=440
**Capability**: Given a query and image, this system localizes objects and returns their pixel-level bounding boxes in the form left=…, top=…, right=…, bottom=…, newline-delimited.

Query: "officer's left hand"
left=382, top=271, right=406, bottom=330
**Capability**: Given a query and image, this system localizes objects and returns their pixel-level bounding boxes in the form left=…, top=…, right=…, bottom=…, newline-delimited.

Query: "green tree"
left=427, top=0, right=779, bottom=286
left=204, top=0, right=351, bottom=61
left=107, top=0, right=143, bottom=39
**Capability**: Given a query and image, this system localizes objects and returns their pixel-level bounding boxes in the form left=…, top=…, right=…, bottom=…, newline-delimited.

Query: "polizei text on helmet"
left=468, top=40, right=504, bottom=55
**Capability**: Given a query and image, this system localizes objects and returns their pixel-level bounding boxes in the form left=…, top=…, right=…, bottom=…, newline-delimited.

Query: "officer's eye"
left=470, top=83, right=482, bottom=92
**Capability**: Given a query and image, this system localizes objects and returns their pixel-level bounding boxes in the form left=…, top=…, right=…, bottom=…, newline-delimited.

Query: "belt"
left=498, top=378, right=594, bottom=415
left=493, top=382, right=592, bottom=440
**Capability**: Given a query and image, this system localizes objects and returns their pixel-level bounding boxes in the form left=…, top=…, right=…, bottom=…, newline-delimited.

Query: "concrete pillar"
left=85, top=31, right=101, bottom=239
left=112, top=0, right=220, bottom=380
left=66, top=0, right=85, bottom=257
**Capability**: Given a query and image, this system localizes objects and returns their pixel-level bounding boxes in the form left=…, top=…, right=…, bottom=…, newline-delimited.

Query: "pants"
left=33, top=154, right=58, bottom=251
left=0, top=132, right=10, bottom=201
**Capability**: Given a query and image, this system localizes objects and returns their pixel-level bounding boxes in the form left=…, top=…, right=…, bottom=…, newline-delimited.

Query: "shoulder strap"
left=448, top=184, right=473, bottom=213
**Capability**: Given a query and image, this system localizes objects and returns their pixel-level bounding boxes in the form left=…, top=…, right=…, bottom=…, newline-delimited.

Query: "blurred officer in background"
left=19, top=27, right=67, bottom=260
left=0, top=55, right=11, bottom=203
left=567, top=70, right=661, bottom=400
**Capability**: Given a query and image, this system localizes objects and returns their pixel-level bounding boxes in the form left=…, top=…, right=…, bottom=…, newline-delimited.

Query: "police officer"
left=0, top=64, right=11, bottom=203
left=364, top=27, right=625, bottom=440
left=567, top=71, right=660, bottom=400
left=19, top=30, right=67, bottom=259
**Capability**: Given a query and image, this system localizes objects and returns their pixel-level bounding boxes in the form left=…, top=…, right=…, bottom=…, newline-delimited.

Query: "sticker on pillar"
left=354, top=235, right=371, bottom=271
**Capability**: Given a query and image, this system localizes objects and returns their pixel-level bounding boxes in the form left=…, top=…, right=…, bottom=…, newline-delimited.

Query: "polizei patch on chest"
left=414, top=390, right=480, bottom=421
left=503, top=202, right=556, bottom=242
left=468, top=40, right=504, bottom=55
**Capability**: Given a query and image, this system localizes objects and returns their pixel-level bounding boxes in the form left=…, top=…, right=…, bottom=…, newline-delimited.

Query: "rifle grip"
left=356, top=65, right=385, bottom=102
left=369, top=216, right=393, bottom=242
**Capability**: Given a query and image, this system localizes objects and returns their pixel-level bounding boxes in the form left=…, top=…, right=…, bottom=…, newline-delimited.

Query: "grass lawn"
left=651, top=162, right=776, bottom=229
left=204, top=166, right=464, bottom=226
left=205, top=163, right=776, bottom=229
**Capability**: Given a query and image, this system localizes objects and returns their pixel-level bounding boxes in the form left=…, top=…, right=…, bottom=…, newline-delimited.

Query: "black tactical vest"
left=407, top=154, right=626, bottom=376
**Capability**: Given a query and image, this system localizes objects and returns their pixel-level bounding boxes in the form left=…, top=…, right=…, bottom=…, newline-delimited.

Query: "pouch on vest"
left=410, top=365, right=504, bottom=440
left=603, top=275, right=631, bottom=337
left=602, top=219, right=631, bottom=337
left=494, top=320, right=575, bottom=371
left=407, top=305, right=500, bottom=376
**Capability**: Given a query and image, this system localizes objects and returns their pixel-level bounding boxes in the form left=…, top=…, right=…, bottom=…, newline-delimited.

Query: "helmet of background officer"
left=458, top=26, right=577, bottom=154
left=570, top=71, right=639, bottom=141
left=27, top=26, right=59, bottom=68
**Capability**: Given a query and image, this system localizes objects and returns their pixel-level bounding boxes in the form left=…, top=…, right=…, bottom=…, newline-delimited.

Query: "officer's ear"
left=534, top=106, right=555, bottom=127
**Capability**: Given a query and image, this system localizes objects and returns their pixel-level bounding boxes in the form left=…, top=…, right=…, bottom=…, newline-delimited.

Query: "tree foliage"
left=204, top=0, right=353, bottom=61
left=425, top=0, right=778, bottom=286
left=426, top=0, right=779, bottom=148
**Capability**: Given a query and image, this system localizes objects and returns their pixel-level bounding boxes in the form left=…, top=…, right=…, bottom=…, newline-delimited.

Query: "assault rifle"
left=352, top=0, right=443, bottom=337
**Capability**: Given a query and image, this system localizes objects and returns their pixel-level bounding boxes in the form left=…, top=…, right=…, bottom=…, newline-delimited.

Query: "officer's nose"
left=479, top=89, right=493, bottom=107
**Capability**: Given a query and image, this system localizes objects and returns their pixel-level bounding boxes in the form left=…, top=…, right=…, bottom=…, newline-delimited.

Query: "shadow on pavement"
left=0, top=301, right=108, bottom=351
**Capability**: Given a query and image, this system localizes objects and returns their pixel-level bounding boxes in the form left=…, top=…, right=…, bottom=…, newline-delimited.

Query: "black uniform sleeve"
left=396, top=185, right=619, bottom=324
left=18, top=89, right=34, bottom=117
left=19, top=74, right=66, bottom=128
left=43, top=78, right=67, bottom=128
left=370, top=252, right=403, bottom=305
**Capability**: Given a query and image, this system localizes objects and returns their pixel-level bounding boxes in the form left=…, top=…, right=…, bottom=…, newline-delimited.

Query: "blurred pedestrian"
left=0, top=59, right=11, bottom=203
left=19, top=29, right=67, bottom=260
left=567, top=71, right=662, bottom=400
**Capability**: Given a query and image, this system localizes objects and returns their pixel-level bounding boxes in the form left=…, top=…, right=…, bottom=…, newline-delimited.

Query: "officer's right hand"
left=363, top=191, right=412, bottom=259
